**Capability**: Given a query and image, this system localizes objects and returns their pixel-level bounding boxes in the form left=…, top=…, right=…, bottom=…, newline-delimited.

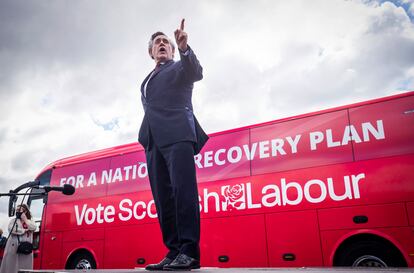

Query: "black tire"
left=68, top=252, right=97, bottom=270
left=335, top=240, right=406, bottom=267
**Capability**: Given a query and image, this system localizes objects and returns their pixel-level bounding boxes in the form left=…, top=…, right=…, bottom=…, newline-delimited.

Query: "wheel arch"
left=65, top=247, right=98, bottom=269
left=331, top=230, right=408, bottom=267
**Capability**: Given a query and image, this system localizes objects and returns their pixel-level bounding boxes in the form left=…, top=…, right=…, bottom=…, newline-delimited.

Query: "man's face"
left=149, top=35, right=174, bottom=62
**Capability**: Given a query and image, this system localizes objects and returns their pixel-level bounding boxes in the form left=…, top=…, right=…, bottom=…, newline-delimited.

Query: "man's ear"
left=172, top=48, right=175, bottom=59
left=148, top=48, right=154, bottom=59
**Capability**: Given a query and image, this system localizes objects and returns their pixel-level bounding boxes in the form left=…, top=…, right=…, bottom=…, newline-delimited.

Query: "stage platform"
left=18, top=268, right=414, bottom=273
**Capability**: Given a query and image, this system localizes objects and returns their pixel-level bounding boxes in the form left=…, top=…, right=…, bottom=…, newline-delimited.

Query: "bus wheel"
left=335, top=239, right=406, bottom=267
left=68, top=252, right=97, bottom=269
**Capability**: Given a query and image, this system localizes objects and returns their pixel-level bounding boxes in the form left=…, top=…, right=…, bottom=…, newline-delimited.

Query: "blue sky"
left=376, top=0, right=414, bottom=20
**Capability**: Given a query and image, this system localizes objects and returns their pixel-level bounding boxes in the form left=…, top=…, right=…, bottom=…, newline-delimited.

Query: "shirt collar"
left=156, top=59, right=173, bottom=67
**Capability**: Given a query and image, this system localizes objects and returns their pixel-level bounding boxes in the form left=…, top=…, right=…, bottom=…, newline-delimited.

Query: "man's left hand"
left=174, top=18, right=188, bottom=52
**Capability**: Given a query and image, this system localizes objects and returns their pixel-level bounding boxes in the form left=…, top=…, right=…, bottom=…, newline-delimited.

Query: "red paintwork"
left=31, top=91, right=414, bottom=269
left=407, top=202, right=414, bottom=226
left=196, top=129, right=250, bottom=182
left=250, top=110, right=353, bottom=175
left=266, top=210, right=323, bottom=267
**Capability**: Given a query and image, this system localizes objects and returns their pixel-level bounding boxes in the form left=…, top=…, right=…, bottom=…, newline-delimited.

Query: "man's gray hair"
left=148, top=31, right=175, bottom=50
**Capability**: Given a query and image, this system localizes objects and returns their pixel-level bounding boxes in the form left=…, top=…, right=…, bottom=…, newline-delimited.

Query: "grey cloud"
left=0, top=128, right=7, bottom=144
left=200, top=56, right=270, bottom=130
left=264, top=6, right=414, bottom=116
left=0, top=0, right=171, bottom=100
left=11, top=150, right=34, bottom=172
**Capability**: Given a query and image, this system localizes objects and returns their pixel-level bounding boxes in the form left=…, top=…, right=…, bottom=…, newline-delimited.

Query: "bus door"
left=28, top=191, right=46, bottom=269
left=27, top=169, right=54, bottom=269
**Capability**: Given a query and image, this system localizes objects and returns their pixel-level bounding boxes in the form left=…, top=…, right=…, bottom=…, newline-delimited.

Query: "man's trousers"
left=145, top=134, right=200, bottom=260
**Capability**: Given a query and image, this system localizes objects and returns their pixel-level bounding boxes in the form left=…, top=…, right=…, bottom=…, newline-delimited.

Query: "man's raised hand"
left=174, top=18, right=188, bottom=52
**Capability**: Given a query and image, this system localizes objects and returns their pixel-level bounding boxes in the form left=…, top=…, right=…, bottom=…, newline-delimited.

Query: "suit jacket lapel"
left=141, top=71, right=153, bottom=96
left=141, top=60, right=175, bottom=96
left=151, top=60, right=174, bottom=80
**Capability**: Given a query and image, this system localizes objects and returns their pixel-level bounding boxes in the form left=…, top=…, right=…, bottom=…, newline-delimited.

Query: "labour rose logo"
left=221, top=184, right=246, bottom=211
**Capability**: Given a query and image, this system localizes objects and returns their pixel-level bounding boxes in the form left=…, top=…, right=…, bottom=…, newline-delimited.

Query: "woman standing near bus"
left=0, top=204, right=36, bottom=273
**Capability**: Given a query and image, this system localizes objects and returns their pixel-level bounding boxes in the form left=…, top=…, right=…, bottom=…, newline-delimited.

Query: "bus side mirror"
left=8, top=194, right=17, bottom=217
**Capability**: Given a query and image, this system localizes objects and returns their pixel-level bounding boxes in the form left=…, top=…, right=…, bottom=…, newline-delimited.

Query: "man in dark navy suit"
left=138, top=19, right=208, bottom=271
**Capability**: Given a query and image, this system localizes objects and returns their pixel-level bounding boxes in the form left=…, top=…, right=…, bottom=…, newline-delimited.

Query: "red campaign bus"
left=8, top=91, right=414, bottom=269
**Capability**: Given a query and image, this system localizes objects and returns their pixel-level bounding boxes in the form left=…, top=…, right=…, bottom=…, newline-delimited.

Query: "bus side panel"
left=200, top=214, right=268, bottom=267
left=47, top=157, right=111, bottom=204
left=196, top=129, right=251, bottom=183
left=407, top=202, right=414, bottom=226
left=104, top=223, right=165, bottom=269
left=265, top=210, right=322, bottom=267
left=251, top=110, right=353, bottom=176
left=62, top=227, right=104, bottom=243
left=349, top=95, right=414, bottom=161
left=318, top=203, right=408, bottom=230
left=106, top=151, right=150, bottom=195
left=40, top=231, right=62, bottom=269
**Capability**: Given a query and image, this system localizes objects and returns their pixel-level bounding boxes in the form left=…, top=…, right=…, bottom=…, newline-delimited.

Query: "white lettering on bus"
left=194, top=135, right=302, bottom=169
left=271, top=138, right=286, bottom=156
left=74, top=204, right=87, bottom=225
left=62, top=120, right=383, bottom=190
left=281, top=179, right=303, bottom=205
left=243, top=143, right=257, bottom=160
left=195, top=129, right=343, bottom=167
left=113, top=168, right=123, bottom=182
left=342, top=125, right=362, bottom=145
left=309, top=131, right=324, bottom=151
left=204, top=151, right=213, bottom=167
left=101, top=169, right=112, bottom=184
left=309, top=120, right=384, bottom=150
left=147, top=200, right=157, bottom=218
left=87, top=172, right=97, bottom=187
left=246, top=183, right=261, bottom=209
left=286, top=135, right=301, bottom=153
left=351, top=173, right=365, bottom=198
left=72, top=172, right=366, bottom=226
left=261, top=185, right=281, bottom=207
left=137, top=163, right=148, bottom=178
left=61, top=175, right=85, bottom=188
left=227, top=146, right=242, bottom=163
left=327, top=177, right=352, bottom=201
left=118, top=198, right=157, bottom=222
left=123, top=166, right=132, bottom=180
left=362, top=120, right=385, bottom=141
left=259, top=141, right=270, bottom=158
left=74, top=203, right=115, bottom=225
left=118, top=199, right=133, bottom=221
left=203, top=188, right=220, bottom=213
left=104, top=205, right=115, bottom=223
left=303, top=179, right=327, bottom=203
left=133, top=201, right=146, bottom=220
left=214, top=149, right=226, bottom=165
left=326, top=129, right=341, bottom=148
left=199, top=173, right=364, bottom=213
